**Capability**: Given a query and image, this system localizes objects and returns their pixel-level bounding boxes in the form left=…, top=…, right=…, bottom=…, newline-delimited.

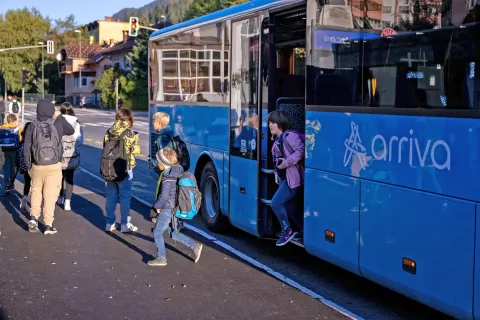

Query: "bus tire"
left=200, top=162, right=229, bottom=233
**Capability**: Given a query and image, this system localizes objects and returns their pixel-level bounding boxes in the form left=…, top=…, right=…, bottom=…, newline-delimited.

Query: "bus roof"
left=150, top=0, right=301, bottom=41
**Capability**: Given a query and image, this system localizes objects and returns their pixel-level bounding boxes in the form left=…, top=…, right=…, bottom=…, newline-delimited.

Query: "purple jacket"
left=272, top=130, right=305, bottom=189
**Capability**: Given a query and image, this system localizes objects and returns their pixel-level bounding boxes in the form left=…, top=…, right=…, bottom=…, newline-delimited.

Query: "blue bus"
left=148, top=0, right=480, bottom=318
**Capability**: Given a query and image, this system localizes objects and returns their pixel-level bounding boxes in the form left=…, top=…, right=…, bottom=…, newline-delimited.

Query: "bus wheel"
left=200, top=162, right=229, bottom=233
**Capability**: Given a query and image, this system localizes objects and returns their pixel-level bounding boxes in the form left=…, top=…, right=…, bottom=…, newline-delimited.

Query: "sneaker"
left=148, top=257, right=167, bottom=267
left=57, top=196, right=64, bottom=205
left=44, top=225, right=57, bottom=235
left=64, top=199, right=71, bottom=211
left=121, top=223, right=138, bottom=233
left=105, top=223, right=116, bottom=232
left=20, top=196, right=28, bottom=209
left=28, top=218, right=40, bottom=233
left=276, top=227, right=297, bottom=247
left=4, top=186, right=11, bottom=195
left=192, top=243, right=203, bottom=263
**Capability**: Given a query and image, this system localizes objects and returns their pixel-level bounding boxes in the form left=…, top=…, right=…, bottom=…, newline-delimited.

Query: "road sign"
left=129, top=17, right=139, bottom=37
left=47, top=40, right=54, bottom=54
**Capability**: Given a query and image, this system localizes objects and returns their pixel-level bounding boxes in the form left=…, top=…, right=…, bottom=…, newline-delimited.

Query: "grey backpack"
left=32, top=118, right=61, bottom=166
left=61, top=122, right=80, bottom=170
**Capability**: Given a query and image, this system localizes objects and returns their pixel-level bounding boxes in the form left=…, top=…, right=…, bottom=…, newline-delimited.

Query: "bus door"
left=228, top=14, right=266, bottom=236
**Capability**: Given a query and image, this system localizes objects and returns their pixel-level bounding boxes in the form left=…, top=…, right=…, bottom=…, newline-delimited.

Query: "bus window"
left=230, top=17, right=261, bottom=160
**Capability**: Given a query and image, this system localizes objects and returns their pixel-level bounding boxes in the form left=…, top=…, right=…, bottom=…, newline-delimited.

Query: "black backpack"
left=12, top=101, right=19, bottom=113
left=170, top=136, right=190, bottom=171
left=100, top=130, right=129, bottom=181
left=31, top=118, right=61, bottom=165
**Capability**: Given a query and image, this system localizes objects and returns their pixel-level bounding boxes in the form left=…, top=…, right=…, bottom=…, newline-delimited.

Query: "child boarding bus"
left=148, top=0, right=480, bottom=318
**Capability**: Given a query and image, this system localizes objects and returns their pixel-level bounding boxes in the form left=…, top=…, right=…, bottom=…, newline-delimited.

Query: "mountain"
left=112, top=0, right=194, bottom=24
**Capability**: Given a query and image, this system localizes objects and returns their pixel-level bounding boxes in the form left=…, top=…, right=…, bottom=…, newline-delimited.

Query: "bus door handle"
left=240, top=186, right=246, bottom=194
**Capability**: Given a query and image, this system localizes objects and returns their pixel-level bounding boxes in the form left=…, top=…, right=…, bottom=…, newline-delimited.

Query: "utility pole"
left=75, top=30, right=82, bottom=105
left=115, top=79, right=119, bottom=112
left=39, top=41, right=45, bottom=98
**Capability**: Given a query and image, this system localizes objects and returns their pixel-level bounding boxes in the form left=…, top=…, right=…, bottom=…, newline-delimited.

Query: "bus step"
left=261, top=198, right=272, bottom=206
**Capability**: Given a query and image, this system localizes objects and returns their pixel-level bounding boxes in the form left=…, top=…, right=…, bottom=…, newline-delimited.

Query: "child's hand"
left=157, top=209, right=161, bottom=213
left=277, top=158, right=288, bottom=169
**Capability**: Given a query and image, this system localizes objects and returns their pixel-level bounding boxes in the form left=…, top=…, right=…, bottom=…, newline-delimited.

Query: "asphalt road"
left=0, top=104, right=454, bottom=320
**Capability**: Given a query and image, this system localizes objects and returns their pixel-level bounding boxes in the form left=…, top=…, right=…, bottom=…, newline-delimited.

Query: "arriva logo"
left=344, top=121, right=451, bottom=171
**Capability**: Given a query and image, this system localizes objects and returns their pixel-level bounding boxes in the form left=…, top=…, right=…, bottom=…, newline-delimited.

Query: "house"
left=60, top=43, right=104, bottom=106
left=94, top=31, right=136, bottom=71
left=86, top=17, right=130, bottom=46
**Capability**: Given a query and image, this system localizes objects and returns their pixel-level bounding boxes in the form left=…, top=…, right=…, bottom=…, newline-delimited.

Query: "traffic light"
left=22, top=68, right=30, bottom=88
left=47, top=40, right=54, bottom=54
left=129, top=17, right=139, bottom=37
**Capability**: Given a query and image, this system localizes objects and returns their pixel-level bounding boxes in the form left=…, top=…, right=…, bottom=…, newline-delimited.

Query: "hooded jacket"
left=103, top=120, right=140, bottom=170
left=24, top=99, right=75, bottom=169
left=153, top=164, right=183, bottom=211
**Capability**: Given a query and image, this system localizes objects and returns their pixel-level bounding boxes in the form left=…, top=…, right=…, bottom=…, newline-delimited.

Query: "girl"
left=58, top=103, right=83, bottom=211
left=268, top=110, right=305, bottom=246
left=104, top=108, right=140, bottom=233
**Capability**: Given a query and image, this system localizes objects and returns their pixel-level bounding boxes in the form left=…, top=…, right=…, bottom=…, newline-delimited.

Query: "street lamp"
left=74, top=30, right=82, bottom=100
left=38, top=41, right=44, bottom=98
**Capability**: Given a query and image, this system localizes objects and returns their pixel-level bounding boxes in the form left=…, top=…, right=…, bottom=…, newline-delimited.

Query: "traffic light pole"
left=41, top=44, right=44, bottom=98
left=21, top=87, right=24, bottom=124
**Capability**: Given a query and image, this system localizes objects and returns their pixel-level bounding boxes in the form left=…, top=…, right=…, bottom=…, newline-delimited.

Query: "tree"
left=0, top=8, right=50, bottom=93
left=184, top=0, right=248, bottom=20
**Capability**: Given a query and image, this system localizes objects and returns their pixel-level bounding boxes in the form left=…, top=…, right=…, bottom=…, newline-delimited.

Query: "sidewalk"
left=0, top=170, right=346, bottom=320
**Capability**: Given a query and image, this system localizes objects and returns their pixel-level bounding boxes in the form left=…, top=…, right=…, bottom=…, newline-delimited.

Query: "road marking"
left=77, top=167, right=364, bottom=320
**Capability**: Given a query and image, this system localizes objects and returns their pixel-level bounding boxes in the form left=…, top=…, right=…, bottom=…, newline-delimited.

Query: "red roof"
left=65, top=43, right=103, bottom=59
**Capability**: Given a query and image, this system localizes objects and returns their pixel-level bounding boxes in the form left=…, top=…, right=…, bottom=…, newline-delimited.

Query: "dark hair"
left=116, top=108, right=133, bottom=128
left=267, top=110, right=289, bottom=131
left=6, top=113, right=17, bottom=124
left=60, top=102, right=76, bottom=116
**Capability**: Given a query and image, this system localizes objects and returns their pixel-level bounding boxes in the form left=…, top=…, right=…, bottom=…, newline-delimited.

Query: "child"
left=148, top=147, right=202, bottom=267
left=1, top=114, right=22, bottom=194
left=268, top=110, right=304, bottom=246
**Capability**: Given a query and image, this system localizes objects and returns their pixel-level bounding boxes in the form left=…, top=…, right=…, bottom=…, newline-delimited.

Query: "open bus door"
left=228, top=14, right=267, bottom=237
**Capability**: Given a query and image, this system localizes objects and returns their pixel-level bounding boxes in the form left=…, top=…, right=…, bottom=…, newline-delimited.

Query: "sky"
left=0, top=0, right=154, bottom=25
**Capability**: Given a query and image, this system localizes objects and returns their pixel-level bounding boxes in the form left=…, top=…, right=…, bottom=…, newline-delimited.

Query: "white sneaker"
left=64, top=200, right=71, bottom=211
left=20, top=196, right=28, bottom=210
left=105, top=223, right=116, bottom=232
left=121, top=223, right=138, bottom=233
left=57, top=196, right=64, bottom=205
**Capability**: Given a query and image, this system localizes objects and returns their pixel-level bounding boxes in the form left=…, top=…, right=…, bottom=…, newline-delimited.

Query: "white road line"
left=77, top=166, right=364, bottom=320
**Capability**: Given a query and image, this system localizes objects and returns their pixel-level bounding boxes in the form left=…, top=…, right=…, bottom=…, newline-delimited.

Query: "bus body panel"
left=474, top=204, right=480, bottom=320
left=190, top=144, right=227, bottom=215
left=223, top=152, right=229, bottom=215
left=229, top=156, right=259, bottom=237
left=304, top=168, right=361, bottom=276
left=159, top=104, right=229, bottom=152
left=305, top=110, right=480, bottom=202
left=360, top=181, right=475, bottom=319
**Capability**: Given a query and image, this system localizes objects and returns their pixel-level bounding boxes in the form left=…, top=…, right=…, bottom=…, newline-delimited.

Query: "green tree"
left=0, top=8, right=50, bottom=93
left=184, top=0, right=248, bottom=20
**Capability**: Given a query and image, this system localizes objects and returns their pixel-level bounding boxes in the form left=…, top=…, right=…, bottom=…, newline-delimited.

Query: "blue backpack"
left=173, top=172, right=201, bottom=220
left=0, top=127, right=20, bottom=151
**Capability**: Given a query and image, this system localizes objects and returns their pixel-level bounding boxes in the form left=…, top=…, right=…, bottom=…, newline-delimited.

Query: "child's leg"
left=153, top=211, right=172, bottom=258
left=170, top=225, right=196, bottom=250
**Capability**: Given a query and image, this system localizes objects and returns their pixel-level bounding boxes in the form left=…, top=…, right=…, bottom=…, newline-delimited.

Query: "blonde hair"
left=7, top=113, right=17, bottom=124
left=161, top=148, right=178, bottom=164
left=153, top=112, right=170, bottom=128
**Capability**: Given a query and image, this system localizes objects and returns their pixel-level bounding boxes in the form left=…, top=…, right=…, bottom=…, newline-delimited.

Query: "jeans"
left=271, top=178, right=303, bottom=231
left=3, top=150, right=16, bottom=187
left=60, top=169, right=75, bottom=200
left=153, top=210, right=196, bottom=259
left=105, top=171, right=133, bottom=225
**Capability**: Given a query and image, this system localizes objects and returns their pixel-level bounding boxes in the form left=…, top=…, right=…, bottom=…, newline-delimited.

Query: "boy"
left=8, top=96, right=21, bottom=118
left=148, top=147, right=202, bottom=267
left=1, top=114, right=22, bottom=194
